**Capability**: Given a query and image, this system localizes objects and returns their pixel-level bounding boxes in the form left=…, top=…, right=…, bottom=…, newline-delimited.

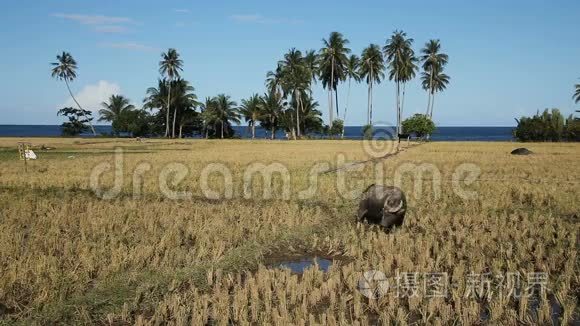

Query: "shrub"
left=514, top=108, right=578, bottom=142
left=362, top=124, right=373, bottom=140
left=328, top=119, right=343, bottom=138
left=401, top=114, right=435, bottom=139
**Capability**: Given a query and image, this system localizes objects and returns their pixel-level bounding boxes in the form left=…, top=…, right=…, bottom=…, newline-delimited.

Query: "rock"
left=511, top=148, right=533, bottom=155
left=357, top=184, right=407, bottom=229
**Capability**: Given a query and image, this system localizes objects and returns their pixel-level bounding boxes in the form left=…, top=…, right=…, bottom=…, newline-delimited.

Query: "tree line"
left=51, top=31, right=451, bottom=138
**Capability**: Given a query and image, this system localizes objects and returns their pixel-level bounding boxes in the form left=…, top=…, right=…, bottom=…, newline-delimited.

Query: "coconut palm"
left=240, top=94, right=263, bottom=139
left=159, top=48, right=183, bottom=138
left=51, top=51, right=96, bottom=135
left=279, top=48, right=311, bottom=138
left=213, top=94, right=241, bottom=139
left=319, top=32, right=351, bottom=127
left=258, top=91, right=284, bottom=139
left=420, top=66, right=449, bottom=118
left=200, top=97, right=219, bottom=138
left=359, top=44, right=385, bottom=125
left=574, top=82, right=580, bottom=104
left=343, top=54, right=361, bottom=136
left=266, top=64, right=284, bottom=100
left=170, top=79, right=198, bottom=138
left=98, top=95, right=134, bottom=123
left=384, top=30, right=417, bottom=136
left=420, top=40, right=449, bottom=119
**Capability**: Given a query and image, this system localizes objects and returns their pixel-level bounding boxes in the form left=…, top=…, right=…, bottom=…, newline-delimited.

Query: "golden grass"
left=0, top=138, right=578, bottom=325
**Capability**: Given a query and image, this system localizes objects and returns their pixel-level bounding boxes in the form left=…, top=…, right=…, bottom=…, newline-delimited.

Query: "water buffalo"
left=511, top=148, right=533, bottom=155
left=357, top=184, right=407, bottom=229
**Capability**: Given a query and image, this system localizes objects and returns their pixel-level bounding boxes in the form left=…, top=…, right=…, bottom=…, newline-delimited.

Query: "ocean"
left=0, top=125, right=515, bottom=141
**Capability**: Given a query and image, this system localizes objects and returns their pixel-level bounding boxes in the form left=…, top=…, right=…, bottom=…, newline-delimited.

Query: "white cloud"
left=60, top=81, right=121, bottom=116
left=230, top=14, right=303, bottom=24
left=52, top=13, right=134, bottom=25
left=52, top=13, right=135, bottom=33
left=93, top=25, right=129, bottom=33
left=99, top=42, right=159, bottom=52
left=174, top=9, right=190, bottom=13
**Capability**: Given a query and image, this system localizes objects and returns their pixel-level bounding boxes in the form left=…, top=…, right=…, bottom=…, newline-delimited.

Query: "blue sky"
left=1, top=0, right=579, bottom=126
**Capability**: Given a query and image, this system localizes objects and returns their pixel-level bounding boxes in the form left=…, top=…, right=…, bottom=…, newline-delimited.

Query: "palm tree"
left=51, top=51, right=96, bottom=135
left=159, top=48, right=183, bottom=138
left=214, top=94, right=241, bottom=139
left=99, top=95, right=135, bottom=134
left=240, top=94, right=263, bottom=139
left=359, top=44, right=385, bottom=125
left=98, top=95, right=134, bottom=123
left=420, top=40, right=449, bottom=119
left=279, top=48, right=311, bottom=138
left=420, top=66, right=449, bottom=118
left=384, top=30, right=416, bottom=136
left=200, top=97, right=218, bottom=138
left=170, top=79, right=198, bottom=138
left=319, top=32, right=351, bottom=127
left=258, top=91, right=283, bottom=139
left=574, top=82, right=580, bottom=104
left=343, top=54, right=360, bottom=136
left=266, top=64, right=284, bottom=100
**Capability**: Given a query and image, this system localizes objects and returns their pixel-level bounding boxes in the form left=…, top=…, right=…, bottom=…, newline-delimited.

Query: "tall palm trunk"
left=396, top=81, right=401, bottom=137
left=172, top=106, right=178, bottom=138
left=367, top=82, right=371, bottom=125
left=329, top=56, right=335, bottom=127
left=165, top=81, right=172, bottom=138
left=251, top=122, right=256, bottom=139
left=295, top=90, right=301, bottom=138
left=179, top=124, right=183, bottom=138
left=426, top=69, right=434, bottom=115
left=65, top=79, right=96, bottom=135
left=221, top=120, right=224, bottom=139
left=335, top=85, right=339, bottom=117
left=342, top=77, right=352, bottom=138
left=401, top=82, right=407, bottom=126
left=430, top=90, right=436, bottom=119
left=271, top=117, right=275, bottom=140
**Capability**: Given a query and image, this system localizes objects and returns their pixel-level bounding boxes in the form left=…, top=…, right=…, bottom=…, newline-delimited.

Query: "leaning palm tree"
left=420, top=40, right=449, bottom=119
left=343, top=54, right=361, bottom=136
left=319, top=32, right=351, bottom=127
left=240, top=94, right=263, bottom=139
left=51, top=51, right=96, bottom=135
left=574, top=82, right=580, bottom=104
left=421, top=66, right=449, bottom=118
left=384, top=30, right=416, bottom=136
left=266, top=64, right=284, bottom=100
left=214, top=94, right=241, bottom=139
left=359, top=44, right=385, bottom=125
left=159, top=48, right=183, bottom=138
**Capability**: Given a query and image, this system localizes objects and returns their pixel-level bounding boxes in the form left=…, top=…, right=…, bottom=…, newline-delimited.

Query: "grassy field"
left=0, top=138, right=578, bottom=325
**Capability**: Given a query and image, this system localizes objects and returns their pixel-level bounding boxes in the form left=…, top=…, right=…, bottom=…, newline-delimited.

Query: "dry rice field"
left=0, top=138, right=578, bottom=325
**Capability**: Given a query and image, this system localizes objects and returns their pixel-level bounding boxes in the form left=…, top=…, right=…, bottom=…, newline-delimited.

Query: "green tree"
left=98, top=95, right=135, bottom=135
left=328, top=119, right=344, bottom=138
left=200, top=97, right=219, bottom=138
left=319, top=32, right=351, bottom=127
left=514, top=109, right=568, bottom=141
left=240, top=94, right=263, bottom=139
left=420, top=40, right=449, bottom=119
left=214, top=94, right=241, bottom=139
left=159, top=48, right=183, bottom=138
left=384, top=30, right=417, bottom=137
left=51, top=51, right=96, bottom=135
left=258, top=91, right=284, bottom=139
left=401, top=114, right=435, bottom=139
left=57, top=107, right=93, bottom=136
left=359, top=44, right=385, bottom=125
left=279, top=48, right=312, bottom=138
